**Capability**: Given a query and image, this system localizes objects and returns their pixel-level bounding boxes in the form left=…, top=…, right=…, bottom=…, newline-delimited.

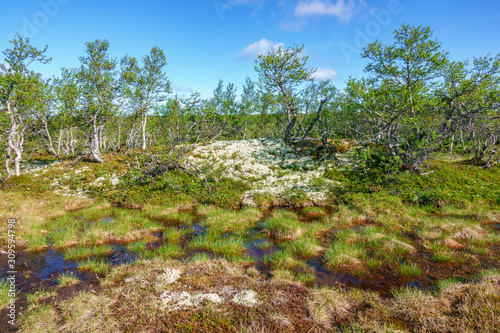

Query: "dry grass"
left=305, top=270, right=500, bottom=332
left=202, top=206, right=262, bottom=235
left=0, top=190, right=95, bottom=248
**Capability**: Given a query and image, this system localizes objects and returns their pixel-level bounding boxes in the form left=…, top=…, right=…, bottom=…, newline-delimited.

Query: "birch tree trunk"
left=41, top=119, right=58, bottom=156
left=6, top=101, right=24, bottom=176
left=90, top=114, right=104, bottom=163
left=141, top=112, right=147, bottom=150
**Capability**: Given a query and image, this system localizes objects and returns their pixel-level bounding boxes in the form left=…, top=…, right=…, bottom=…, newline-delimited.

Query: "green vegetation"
left=78, top=259, right=111, bottom=274
left=26, top=288, right=57, bottom=308
left=265, top=210, right=304, bottom=241
left=1, top=23, right=499, bottom=332
left=64, top=245, right=114, bottom=260
left=56, top=273, right=80, bottom=287
left=0, top=278, right=13, bottom=309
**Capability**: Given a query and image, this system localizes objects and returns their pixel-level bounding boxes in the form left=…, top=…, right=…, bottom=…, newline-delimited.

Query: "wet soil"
left=0, top=248, right=101, bottom=332
left=3, top=204, right=499, bottom=328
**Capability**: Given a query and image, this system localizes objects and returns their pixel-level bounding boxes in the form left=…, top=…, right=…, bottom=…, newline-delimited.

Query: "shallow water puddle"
left=191, top=222, right=207, bottom=237
left=307, top=259, right=434, bottom=296
left=1, top=248, right=84, bottom=280
left=245, top=238, right=279, bottom=259
left=0, top=244, right=139, bottom=294
left=0, top=248, right=89, bottom=295
left=148, top=232, right=165, bottom=250
left=107, top=245, right=138, bottom=265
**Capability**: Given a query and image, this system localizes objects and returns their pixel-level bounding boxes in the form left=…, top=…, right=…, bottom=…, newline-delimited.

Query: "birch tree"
left=0, top=35, right=51, bottom=176
left=121, top=47, right=170, bottom=150
left=255, top=45, right=333, bottom=142
left=77, top=39, right=118, bottom=163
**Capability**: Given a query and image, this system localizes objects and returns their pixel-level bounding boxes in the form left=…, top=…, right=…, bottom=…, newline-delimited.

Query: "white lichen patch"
left=186, top=139, right=342, bottom=205
left=124, top=271, right=150, bottom=288
left=159, top=291, right=223, bottom=312
left=232, top=289, right=260, bottom=307
left=91, top=176, right=106, bottom=187
left=23, top=160, right=62, bottom=173
left=109, top=174, right=120, bottom=186
left=158, top=285, right=260, bottom=312
left=25, top=159, right=123, bottom=197
left=154, top=268, right=182, bottom=289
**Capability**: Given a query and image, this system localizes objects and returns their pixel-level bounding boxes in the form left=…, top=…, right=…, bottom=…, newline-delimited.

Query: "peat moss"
left=1, top=174, right=50, bottom=193
left=113, top=169, right=249, bottom=209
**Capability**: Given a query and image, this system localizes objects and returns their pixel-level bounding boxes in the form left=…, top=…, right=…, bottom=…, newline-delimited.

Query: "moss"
left=1, top=174, right=50, bottom=193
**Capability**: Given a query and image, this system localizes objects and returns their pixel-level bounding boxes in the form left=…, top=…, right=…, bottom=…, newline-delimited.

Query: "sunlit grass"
left=192, top=233, right=245, bottom=257
left=19, top=304, right=57, bottom=332
left=301, top=206, right=328, bottom=220
left=324, top=242, right=366, bottom=268
left=25, top=229, right=49, bottom=251
left=56, top=273, right=80, bottom=287
left=153, top=243, right=185, bottom=259
left=0, top=278, right=14, bottom=309
left=281, top=237, right=323, bottom=257
left=265, top=210, right=304, bottom=241
left=125, top=240, right=149, bottom=253
left=200, top=206, right=261, bottom=235
left=26, top=287, right=57, bottom=308
left=396, top=263, right=422, bottom=277
left=163, top=227, right=189, bottom=243
left=64, top=244, right=114, bottom=260
left=163, top=212, right=194, bottom=224
left=264, top=249, right=315, bottom=283
left=189, top=252, right=212, bottom=263
left=426, top=241, right=455, bottom=262
left=78, top=259, right=111, bottom=274
left=51, top=221, right=81, bottom=248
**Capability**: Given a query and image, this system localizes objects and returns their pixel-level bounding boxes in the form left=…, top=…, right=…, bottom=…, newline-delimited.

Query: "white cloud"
left=294, top=0, right=366, bottom=22
left=238, top=39, right=285, bottom=60
left=311, top=67, right=338, bottom=81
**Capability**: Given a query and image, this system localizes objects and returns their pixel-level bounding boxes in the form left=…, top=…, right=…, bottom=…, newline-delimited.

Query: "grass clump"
left=163, top=212, right=194, bottom=225
left=265, top=210, right=304, bottom=241
left=201, top=206, right=262, bottom=235
left=56, top=273, right=80, bottom=287
left=78, top=259, right=111, bottom=274
left=153, top=243, right=185, bottom=259
left=426, top=241, right=456, bottom=262
left=64, top=244, right=114, bottom=260
left=0, top=278, right=14, bottom=310
left=264, top=249, right=316, bottom=283
left=301, top=206, right=328, bottom=220
left=396, top=263, right=422, bottom=277
left=192, top=233, right=245, bottom=257
left=125, top=240, right=149, bottom=253
left=281, top=237, right=324, bottom=257
left=19, top=304, right=58, bottom=333
left=324, top=242, right=365, bottom=268
left=26, top=288, right=57, bottom=308
left=189, top=252, right=212, bottom=263
left=163, top=227, right=189, bottom=244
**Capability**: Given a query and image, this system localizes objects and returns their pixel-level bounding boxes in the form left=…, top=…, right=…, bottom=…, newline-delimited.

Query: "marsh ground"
left=1, top=141, right=500, bottom=332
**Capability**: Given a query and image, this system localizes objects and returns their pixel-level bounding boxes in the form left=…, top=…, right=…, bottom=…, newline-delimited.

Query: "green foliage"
left=116, top=168, right=249, bottom=208
left=1, top=175, right=50, bottom=193
left=120, top=47, right=171, bottom=149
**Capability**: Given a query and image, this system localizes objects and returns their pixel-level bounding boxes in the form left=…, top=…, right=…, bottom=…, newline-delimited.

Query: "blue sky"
left=1, top=0, right=500, bottom=98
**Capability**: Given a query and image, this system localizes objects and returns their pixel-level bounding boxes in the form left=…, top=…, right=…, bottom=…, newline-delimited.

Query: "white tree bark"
left=6, top=100, right=24, bottom=176
left=90, top=114, right=104, bottom=163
